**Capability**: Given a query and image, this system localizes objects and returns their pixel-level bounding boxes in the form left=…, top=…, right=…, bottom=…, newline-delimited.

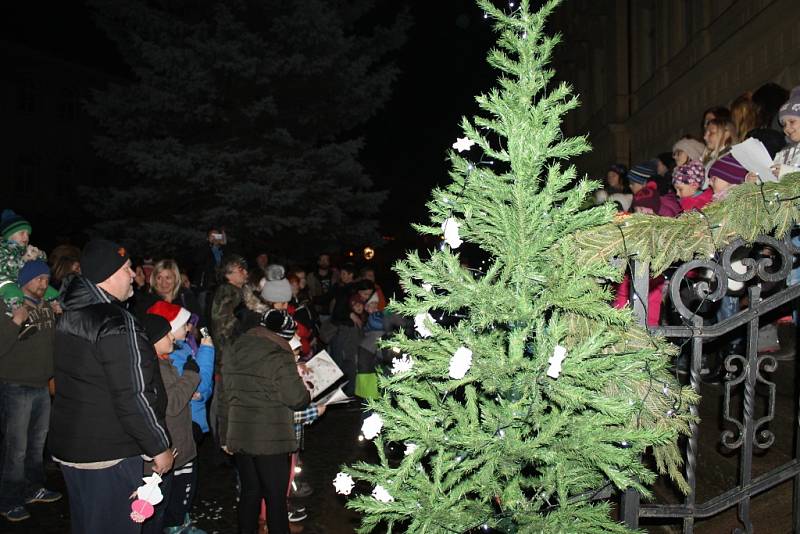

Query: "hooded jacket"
left=49, top=275, right=170, bottom=463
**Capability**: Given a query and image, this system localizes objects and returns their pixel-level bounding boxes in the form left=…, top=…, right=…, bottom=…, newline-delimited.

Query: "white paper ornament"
left=135, top=473, right=164, bottom=506
left=414, top=313, right=435, bottom=338
left=404, top=442, right=418, bottom=456
left=333, top=472, right=355, bottom=495
left=441, top=218, right=463, bottom=249
left=449, top=346, right=473, bottom=379
left=391, top=354, right=414, bottom=375
left=361, top=413, right=384, bottom=440
left=547, top=345, right=567, bottom=379
left=421, top=282, right=433, bottom=292
left=371, top=485, right=395, bottom=503
left=452, top=136, right=475, bottom=152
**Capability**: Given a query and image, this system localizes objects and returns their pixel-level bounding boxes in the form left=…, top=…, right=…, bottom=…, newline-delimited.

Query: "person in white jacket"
left=773, top=85, right=800, bottom=177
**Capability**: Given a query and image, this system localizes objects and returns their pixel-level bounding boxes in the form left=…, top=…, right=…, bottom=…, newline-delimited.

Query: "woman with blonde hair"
left=730, top=92, right=758, bottom=141
left=135, top=259, right=204, bottom=325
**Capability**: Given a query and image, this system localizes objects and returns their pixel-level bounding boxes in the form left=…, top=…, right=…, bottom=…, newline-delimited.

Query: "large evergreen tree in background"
left=84, top=0, right=408, bottom=257
left=339, top=1, right=696, bottom=532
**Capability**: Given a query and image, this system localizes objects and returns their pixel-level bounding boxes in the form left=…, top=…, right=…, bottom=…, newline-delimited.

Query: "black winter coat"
left=49, top=275, right=170, bottom=463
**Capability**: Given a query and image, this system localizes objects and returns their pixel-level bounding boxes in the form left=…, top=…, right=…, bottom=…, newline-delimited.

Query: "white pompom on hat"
left=260, top=264, right=292, bottom=303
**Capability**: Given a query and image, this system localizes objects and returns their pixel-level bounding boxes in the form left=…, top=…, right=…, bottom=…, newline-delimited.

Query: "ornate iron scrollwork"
left=668, top=234, right=794, bottom=322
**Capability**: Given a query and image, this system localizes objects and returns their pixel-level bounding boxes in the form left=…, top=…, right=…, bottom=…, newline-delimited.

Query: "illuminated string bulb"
left=662, top=385, right=670, bottom=396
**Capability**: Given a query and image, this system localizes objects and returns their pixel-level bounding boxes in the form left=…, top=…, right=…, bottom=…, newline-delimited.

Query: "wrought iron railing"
left=620, top=232, right=800, bottom=533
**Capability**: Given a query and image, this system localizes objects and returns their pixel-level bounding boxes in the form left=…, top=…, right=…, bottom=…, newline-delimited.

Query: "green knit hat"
left=0, top=210, right=32, bottom=242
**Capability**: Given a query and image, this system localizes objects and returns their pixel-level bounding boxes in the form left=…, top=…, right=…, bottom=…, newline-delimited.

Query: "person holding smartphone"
left=146, top=301, right=213, bottom=533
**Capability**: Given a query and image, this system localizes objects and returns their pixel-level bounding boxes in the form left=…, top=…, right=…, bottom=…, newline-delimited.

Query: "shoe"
left=25, top=488, right=62, bottom=504
left=1, top=505, right=31, bottom=522
left=288, top=509, right=308, bottom=522
left=291, top=480, right=314, bottom=498
left=164, top=527, right=207, bottom=534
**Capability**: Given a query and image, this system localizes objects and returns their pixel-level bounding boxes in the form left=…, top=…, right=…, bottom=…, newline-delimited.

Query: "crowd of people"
left=0, top=216, right=398, bottom=534
left=2, top=77, right=799, bottom=533
left=596, top=82, right=800, bottom=377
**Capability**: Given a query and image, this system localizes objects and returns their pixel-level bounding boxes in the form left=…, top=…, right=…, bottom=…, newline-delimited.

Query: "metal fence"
left=620, top=232, right=800, bottom=533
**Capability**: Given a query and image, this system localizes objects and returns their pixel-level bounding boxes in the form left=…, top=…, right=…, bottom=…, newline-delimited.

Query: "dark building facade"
left=550, top=0, right=800, bottom=177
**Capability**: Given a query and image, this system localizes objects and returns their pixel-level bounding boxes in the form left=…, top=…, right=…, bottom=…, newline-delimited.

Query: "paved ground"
left=5, top=343, right=799, bottom=533
left=5, top=401, right=372, bottom=534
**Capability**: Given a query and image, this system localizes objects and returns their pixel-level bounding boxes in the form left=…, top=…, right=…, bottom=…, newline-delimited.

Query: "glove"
left=184, top=355, right=200, bottom=374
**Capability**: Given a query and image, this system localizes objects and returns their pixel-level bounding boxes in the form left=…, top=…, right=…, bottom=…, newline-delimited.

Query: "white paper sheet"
left=302, top=350, right=344, bottom=400
left=316, top=385, right=352, bottom=406
left=731, top=138, right=777, bottom=183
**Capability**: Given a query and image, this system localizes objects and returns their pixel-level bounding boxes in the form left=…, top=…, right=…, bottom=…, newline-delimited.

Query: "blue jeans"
left=716, top=295, right=743, bottom=350
left=0, top=382, right=50, bottom=510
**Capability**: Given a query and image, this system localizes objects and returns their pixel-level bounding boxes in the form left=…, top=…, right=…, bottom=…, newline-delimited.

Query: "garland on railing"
left=572, top=173, right=800, bottom=276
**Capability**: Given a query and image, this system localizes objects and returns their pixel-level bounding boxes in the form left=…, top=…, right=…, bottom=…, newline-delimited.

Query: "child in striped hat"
left=708, top=154, right=748, bottom=202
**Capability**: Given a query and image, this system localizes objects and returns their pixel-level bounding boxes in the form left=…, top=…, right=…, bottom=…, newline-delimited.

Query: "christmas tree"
left=84, top=0, right=409, bottom=257
left=337, top=1, right=696, bottom=532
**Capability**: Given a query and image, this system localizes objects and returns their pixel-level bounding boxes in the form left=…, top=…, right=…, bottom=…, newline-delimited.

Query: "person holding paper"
left=773, top=86, right=800, bottom=178
left=225, top=308, right=310, bottom=534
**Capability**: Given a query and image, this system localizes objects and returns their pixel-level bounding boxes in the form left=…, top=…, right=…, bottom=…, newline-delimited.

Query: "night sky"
left=3, top=1, right=499, bottom=264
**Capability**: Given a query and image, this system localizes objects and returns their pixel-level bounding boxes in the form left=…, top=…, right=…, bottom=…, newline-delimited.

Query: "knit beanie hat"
left=81, top=239, right=130, bottom=284
left=147, top=300, right=191, bottom=334
left=672, top=160, right=706, bottom=187
left=627, top=160, right=658, bottom=185
left=779, top=85, right=800, bottom=125
left=142, top=314, right=171, bottom=344
left=260, top=308, right=296, bottom=340
left=0, top=209, right=32, bottom=241
left=260, top=264, right=292, bottom=303
left=17, top=259, right=50, bottom=288
left=708, top=154, right=747, bottom=185
left=672, top=138, right=705, bottom=163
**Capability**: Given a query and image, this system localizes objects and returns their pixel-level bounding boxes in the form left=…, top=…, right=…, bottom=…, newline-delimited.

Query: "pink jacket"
left=678, top=188, right=713, bottom=212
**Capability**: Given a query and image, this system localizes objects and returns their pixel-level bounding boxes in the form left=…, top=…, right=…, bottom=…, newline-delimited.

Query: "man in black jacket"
left=49, top=239, right=173, bottom=533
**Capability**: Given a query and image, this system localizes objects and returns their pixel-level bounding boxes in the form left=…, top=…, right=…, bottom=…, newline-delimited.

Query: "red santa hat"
left=147, top=301, right=191, bottom=334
